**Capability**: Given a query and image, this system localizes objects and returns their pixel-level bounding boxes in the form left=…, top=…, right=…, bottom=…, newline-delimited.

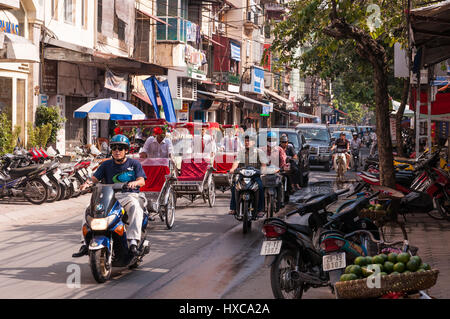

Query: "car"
left=295, top=124, right=332, bottom=171
left=258, top=128, right=310, bottom=187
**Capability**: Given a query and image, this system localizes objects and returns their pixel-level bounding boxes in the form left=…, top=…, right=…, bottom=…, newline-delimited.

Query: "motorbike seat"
left=287, top=223, right=313, bottom=237
left=8, top=165, right=44, bottom=178
left=297, top=192, right=339, bottom=214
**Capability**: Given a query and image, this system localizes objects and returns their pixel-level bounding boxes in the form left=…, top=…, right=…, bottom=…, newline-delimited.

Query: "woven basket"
left=335, top=269, right=439, bottom=299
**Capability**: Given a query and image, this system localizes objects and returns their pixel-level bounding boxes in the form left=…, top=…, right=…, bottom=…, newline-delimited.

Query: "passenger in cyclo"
left=331, top=132, right=351, bottom=170
left=73, top=135, right=147, bottom=258
left=229, top=133, right=268, bottom=218
left=279, top=134, right=301, bottom=191
left=259, top=131, right=287, bottom=212
left=139, top=126, right=173, bottom=160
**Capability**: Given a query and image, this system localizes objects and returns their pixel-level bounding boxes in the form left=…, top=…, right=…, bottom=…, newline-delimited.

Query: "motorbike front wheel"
left=89, top=248, right=112, bottom=283
left=271, top=249, right=304, bottom=299
left=46, top=178, right=61, bottom=203
left=242, top=200, right=251, bottom=234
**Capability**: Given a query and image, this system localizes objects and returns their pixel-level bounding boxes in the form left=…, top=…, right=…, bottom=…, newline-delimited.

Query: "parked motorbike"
left=261, top=189, right=381, bottom=299
left=231, top=167, right=262, bottom=234
left=351, top=147, right=360, bottom=172
left=0, top=156, right=52, bottom=204
left=80, top=183, right=151, bottom=283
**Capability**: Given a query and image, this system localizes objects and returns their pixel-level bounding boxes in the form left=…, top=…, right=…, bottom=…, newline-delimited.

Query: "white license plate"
left=63, top=178, right=71, bottom=186
left=322, top=252, right=346, bottom=272
left=41, top=175, right=50, bottom=183
left=87, top=167, right=93, bottom=175
left=53, top=173, right=61, bottom=179
left=260, top=240, right=282, bottom=256
left=56, top=168, right=62, bottom=175
left=78, top=170, right=85, bottom=177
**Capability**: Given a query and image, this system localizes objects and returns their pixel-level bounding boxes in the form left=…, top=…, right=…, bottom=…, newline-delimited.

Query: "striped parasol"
left=73, top=98, right=146, bottom=120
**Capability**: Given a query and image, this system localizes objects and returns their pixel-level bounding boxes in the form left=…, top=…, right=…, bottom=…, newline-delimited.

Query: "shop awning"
left=265, top=89, right=294, bottom=109
left=410, top=0, right=450, bottom=67
left=289, top=111, right=319, bottom=119
left=226, top=92, right=267, bottom=106
left=0, top=33, right=39, bottom=63
left=197, top=90, right=239, bottom=102
left=43, top=38, right=167, bottom=75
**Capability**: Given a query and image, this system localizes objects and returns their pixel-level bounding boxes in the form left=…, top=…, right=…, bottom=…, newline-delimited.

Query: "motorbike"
left=231, top=167, right=262, bottom=234
left=351, top=147, right=360, bottom=172
left=261, top=189, right=382, bottom=299
left=357, top=151, right=449, bottom=220
left=333, top=149, right=348, bottom=183
left=262, top=167, right=283, bottom=218
left=0, top=155, right=52, bottom=204
left=80, top=183, right=151, bottom=283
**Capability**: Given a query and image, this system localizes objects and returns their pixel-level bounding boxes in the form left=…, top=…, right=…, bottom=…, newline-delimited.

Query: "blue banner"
left=155, top=78, right=177, bottom=123
left=142, top=77, right=160, bottom=118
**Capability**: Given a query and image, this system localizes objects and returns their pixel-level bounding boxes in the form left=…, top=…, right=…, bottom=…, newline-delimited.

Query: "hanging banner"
left=105, top=69, right=128, bottom=94
left=142, top=77, right=160, bottom=118
left=155, top=78, right=177, bottom=123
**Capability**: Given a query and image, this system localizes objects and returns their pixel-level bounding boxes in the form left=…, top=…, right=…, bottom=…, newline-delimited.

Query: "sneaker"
left=72, top=245, right=88, bottom=258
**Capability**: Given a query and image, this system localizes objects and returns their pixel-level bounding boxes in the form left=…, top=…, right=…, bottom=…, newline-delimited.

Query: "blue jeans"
left=230, top=177, right=264, bottom=212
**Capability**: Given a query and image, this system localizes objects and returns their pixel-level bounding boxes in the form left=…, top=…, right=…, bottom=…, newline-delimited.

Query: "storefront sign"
left=40, top=94, right=48, bottom=107
left=243, top=66, right=265, bottom=94
left=187, top=67, right=206, bottom=81
left=42, top=60, right=58, bottom=95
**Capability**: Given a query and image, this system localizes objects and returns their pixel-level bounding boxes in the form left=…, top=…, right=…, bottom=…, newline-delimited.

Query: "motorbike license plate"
left=63, top=178, right=71, bottom=186
left=78, top=170, right=85, bottom=177
left=87, top=167, right=93, bottom=175
left=53, top=172, right=61, bottom=179
left=260, top=240, right=282, bottom=256
left=322, top=252, right=346, bottom=272
left=41, top=175, right=50, bottom=183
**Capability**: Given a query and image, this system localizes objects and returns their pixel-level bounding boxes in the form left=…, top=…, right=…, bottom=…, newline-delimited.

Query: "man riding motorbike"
left=259, top=131, right=287, bottom=211
left=229, top=133, right=268, bottom=218
left=279, top=134, right=301, bottom=191
left=73, top=134, right=147, bottom=257
left=331, top=132, right=351, bottom=170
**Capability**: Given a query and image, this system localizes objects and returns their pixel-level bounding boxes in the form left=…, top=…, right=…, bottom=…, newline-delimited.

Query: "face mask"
left=268, top=141, right=277, bottom=147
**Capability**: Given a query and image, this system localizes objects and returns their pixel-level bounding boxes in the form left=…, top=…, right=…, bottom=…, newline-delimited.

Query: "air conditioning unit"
left=177, top=77, right=197, bottom=101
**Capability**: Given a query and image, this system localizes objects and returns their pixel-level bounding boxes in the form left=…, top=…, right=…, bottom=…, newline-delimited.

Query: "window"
left=114, top=14, right=126, bottom=41
left=81, top=0, right=87, bottom=28
left=156, top=0, right=190, bottom=42
left=64, top=0, right=74, bottom=24
left=97, top=0, right=102, bottom=33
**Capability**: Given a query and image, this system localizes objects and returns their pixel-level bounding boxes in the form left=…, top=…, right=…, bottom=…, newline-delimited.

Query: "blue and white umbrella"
left=73, top=98, right=146, bottom=120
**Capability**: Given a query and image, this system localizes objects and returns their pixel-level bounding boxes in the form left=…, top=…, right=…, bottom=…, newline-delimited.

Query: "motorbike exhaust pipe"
left=290, top=270, right=326, bottom=285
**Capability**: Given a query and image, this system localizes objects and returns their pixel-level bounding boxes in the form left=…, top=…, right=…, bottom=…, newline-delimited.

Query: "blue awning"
left=142, top=77, right=161, bottom=119
left=230, top=42, right=241, bottom=62
left=155, top=78, right=177, bottom=123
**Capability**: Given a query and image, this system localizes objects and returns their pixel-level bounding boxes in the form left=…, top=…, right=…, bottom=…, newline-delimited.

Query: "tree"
left=270, top=0, right=417, bottom=187
left=35, top=105, right=65, bottom=145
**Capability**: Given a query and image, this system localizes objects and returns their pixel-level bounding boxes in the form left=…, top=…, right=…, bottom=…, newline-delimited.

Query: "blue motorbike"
left=82, top=183, right=150, bottom=283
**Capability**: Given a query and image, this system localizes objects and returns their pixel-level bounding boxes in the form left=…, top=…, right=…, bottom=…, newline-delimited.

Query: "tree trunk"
left=374, top=64, right=396, bottom=188
left=395, top=78, right=410, bottom=157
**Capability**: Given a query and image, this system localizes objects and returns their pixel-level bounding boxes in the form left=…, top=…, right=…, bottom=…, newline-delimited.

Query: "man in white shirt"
left=139, top=127, right=173, bottom=159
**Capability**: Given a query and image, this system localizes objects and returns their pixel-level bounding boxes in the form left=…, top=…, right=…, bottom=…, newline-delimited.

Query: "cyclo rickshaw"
left=212, top=124, right=240, bottom=193
left=116, top=119, right=177, bottom=229
left=170, top=122, right=219, bottom=207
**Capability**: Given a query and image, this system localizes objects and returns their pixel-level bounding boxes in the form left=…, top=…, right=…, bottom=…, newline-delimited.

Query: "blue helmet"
left=267, top=131, right=277, bottom=139
left=110, top=134, right=130, bottom=149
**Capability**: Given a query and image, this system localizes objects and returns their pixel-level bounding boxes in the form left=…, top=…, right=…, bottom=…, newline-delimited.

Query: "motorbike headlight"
left=243, top=178, right=251, bottom=184
left=90, top=218, right=108, bottom=231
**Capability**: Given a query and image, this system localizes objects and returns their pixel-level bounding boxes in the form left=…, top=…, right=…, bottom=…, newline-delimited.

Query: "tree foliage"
left=0, top=113, right=21, bottom=156
left=35, top=105, right=65, bottom=145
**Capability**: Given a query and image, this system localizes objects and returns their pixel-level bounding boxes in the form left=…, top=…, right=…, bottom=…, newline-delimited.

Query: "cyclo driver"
left=73, top=134, right=147, bottom=257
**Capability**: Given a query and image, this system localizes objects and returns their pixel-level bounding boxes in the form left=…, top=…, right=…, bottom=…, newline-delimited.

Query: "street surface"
left=0, top=153, right=448, bottom=299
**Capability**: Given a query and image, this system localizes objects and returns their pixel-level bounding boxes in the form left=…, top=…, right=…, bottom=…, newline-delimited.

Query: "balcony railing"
left=212, top=72, right=241, bottom=85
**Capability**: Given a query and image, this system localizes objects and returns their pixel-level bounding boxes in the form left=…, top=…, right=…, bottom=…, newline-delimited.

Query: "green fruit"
left=420, top=263, right=431, bottom=271
left=380, top=272, right=387, bottom=276
left=393, top=262, right=406, bottom=273
left=387, top=253, right=398, bottom=263
left=347, top=273, right=358, bottom=281
left=365, top=256, right=373, bottom=265
left=340, top=274, right=349, bottom=281
left=379, top=254, right=388, bottom=263
left=349, top=265, right=363, bottom=278
left=345, top=265, right=353, bottom=274
left=410, top=256, right=422, bottom=265
left=406, top=259, right=421, bottom=272
left=384, top=261, right=394, bottom=273
left=417, top=269, right=426, bottom=273
left=354, top=256, right=367, bottom=266
left=372, top=255, right=384, bottom=265
left=397, top=253, right=410, bottom=264
left=391, top=271, right=400, bottom=275
left=404, top=270, right=412, bottom=274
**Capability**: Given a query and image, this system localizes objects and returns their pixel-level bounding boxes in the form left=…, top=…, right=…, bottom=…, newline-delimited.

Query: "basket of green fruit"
left=335, top=253, right=439, bottom=299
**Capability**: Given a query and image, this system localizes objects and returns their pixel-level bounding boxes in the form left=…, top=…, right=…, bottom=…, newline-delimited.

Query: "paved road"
left=0, top=163, right=448, bottom=299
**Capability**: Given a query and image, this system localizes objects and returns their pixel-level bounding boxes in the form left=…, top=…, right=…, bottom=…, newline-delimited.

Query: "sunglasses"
left=111, top=145, right=127, bottom=151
